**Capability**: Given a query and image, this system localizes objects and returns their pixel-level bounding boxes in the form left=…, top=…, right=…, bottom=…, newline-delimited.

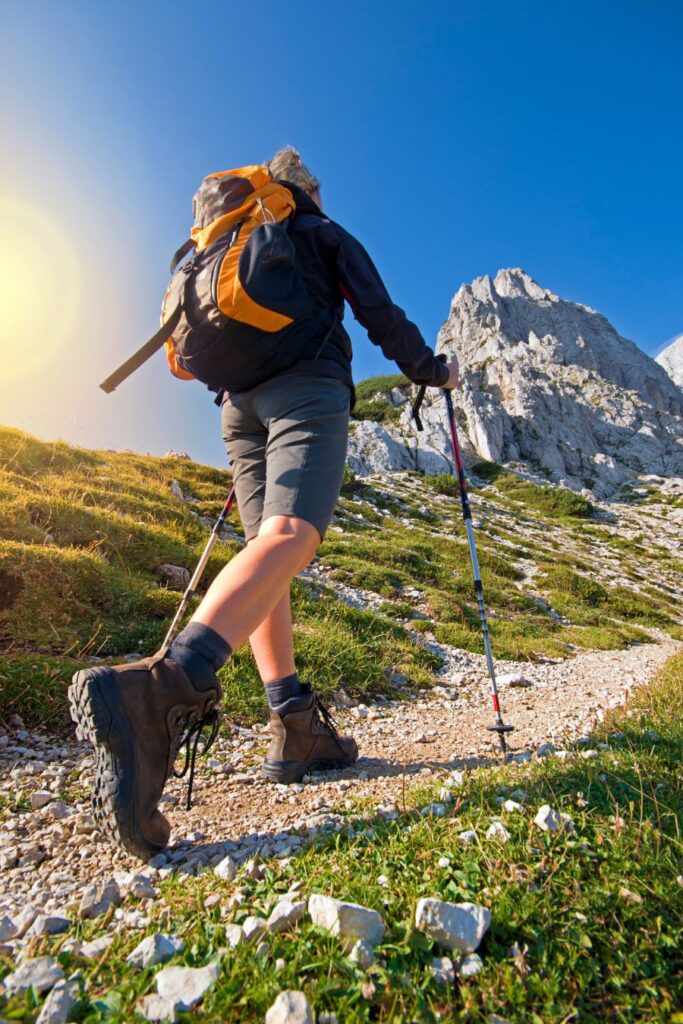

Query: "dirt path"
left=0, top=635, right=678, bottom=925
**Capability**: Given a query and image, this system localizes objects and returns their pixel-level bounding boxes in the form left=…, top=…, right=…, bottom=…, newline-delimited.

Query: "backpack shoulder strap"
left=99, top=304, right=182, bottom=393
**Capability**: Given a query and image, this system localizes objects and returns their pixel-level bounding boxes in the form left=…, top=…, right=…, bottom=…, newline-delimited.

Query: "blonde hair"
left=267, top=146, right=320, bottom=195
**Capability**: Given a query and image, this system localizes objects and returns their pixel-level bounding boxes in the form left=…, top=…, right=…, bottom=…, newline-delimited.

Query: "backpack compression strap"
left=99, top=304, right=182, bottom=394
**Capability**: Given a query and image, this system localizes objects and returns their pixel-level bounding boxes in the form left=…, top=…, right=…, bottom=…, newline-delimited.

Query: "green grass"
left=1, top=425, right=681, bottom=727
left=2, top=654, right=680, bottom=1023
left=471, top=462, right=595, bottom=519
left=351, top=374, right=411, bottom=425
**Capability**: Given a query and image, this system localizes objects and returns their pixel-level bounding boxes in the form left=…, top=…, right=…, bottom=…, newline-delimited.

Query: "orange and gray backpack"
left=100, top=165, right=329, bottom=395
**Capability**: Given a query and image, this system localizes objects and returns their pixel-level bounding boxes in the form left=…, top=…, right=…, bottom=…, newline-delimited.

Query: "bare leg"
left=191, top=515, right=319, bottom=653
left=249, top=591, right=296, bottom=683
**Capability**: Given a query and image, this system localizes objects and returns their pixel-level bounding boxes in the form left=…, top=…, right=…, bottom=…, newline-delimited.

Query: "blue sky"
left=1, top=0, right=681, bottom=467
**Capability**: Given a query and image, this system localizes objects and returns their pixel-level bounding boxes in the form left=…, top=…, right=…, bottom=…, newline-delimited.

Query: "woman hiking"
left=69, top=146, right=460, bottom=860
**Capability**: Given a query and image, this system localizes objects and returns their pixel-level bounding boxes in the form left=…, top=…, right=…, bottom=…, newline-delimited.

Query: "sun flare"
left=0, top=198, right=81, bottom=380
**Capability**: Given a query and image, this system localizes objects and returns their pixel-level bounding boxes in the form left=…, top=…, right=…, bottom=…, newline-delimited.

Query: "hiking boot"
left=68, top=652, right=221, bottom=861
left=262, top=688, right=358, bottom=784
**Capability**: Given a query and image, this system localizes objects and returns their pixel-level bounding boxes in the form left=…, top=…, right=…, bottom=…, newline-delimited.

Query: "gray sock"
left=266, top=673, right=305, bottom=709
left=169, top=622, right=231, bottom=690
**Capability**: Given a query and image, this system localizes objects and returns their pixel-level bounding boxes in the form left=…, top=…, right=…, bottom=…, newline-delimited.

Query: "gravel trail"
left=1, top=634, right=677, bottom=931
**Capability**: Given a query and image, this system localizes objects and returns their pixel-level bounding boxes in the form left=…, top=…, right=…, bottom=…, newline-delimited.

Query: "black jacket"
left=283, top=183, right=448, bottom=390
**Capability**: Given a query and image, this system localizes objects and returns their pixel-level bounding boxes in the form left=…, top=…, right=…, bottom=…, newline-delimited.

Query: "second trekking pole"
left=162, top=487, right=236, bottom=650
left=413, top=385, right=514, bottom=759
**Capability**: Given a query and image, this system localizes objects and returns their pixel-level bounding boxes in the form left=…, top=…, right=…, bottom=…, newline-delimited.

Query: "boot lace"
left=172, top=706, right=220, bottom=810
left=312, top=695, right=342, bottom=742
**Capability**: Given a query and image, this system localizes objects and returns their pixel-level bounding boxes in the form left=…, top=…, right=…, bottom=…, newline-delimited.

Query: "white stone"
left=486, top=822, right=511, bottom=843
left=457, top=952, right=484, bottom=977
left=31, top=790, right=54, bottom=809
left=29, top=914, right=71, bottom=937
left=437, top=856, right=451, bottom=869
left=220, top=923, right=243, bottom=948
left=155, top=963, right=219, bottom=1009
left=79, top=878, right=121, bottom=919
left=415, top=898, right=491, bottom=954
left=4, top=956, right=64, bottom=995
left=79, top=936, right=114, bottom=961
left=349, top=939, right=376, bottom=969
left=503, top=799, right=523, bottom=814
left=265, top=990, right=315, bottom=1024
left=267, top=899, right=307, bottom=934
left=308, top=894, right=385, bottom=951
left=496, top=673, right=533, bottom=688
left=127, top=933, right=185, bottom=969
left=242, top=916, right=268, bottom=943
left=421, top=802, right=447, bottom=817
left=448, top=770, right=466, bottom=787
left=534, top=804, right=565, bottom=833
left=458, top=829, right=477, bottom=845
left=128, top=873, right=159, bottom=899
left=430, top=955, right=455, bottom=984
left=36, top=977, right=79, bottom=1024
left=214, top=854, right=237, bottom=881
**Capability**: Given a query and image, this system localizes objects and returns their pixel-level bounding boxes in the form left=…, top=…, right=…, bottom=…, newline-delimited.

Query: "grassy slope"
left=1, top=425, right=681, bottom=730
left=1, top=654, right=680, bottom=1023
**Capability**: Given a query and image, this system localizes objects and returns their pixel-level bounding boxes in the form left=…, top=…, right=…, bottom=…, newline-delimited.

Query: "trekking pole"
left=412, top=386, right=514, bottom=759
left=161, top=487, right=236, bottom=650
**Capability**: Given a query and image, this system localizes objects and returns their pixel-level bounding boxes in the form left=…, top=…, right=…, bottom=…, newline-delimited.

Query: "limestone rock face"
left=348, top=269, right=683, bottom=496
left=656, top=334, right=683, bottom=389
left=431, top=269, right=683, bottom=496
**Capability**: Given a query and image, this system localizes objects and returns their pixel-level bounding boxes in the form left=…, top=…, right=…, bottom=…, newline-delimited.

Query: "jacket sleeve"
left=331, top=223, right=449, bottom=387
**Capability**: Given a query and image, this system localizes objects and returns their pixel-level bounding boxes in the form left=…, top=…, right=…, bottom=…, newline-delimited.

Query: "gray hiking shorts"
left=221, top=374, right=351, bottom=541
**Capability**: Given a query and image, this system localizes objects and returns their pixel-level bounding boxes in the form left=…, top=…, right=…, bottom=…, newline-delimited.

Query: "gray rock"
left=308, top=894, right=385, bottom=951
left=31, top=790, right=54, bottom=809
left=223, top=924, right=245, bottom=948
left=138, top=993, right=178, bottom=1021
left=429, top=268, right=683, bottom=496
left=656, top=333, right=683, bottom=388
left=265, top=990, right=315, bottom=1024
left=36, top=976, right=79, bottom=1024
left=458, top=829, right=477, bottom=845
left=213, top=854, right=237, bottom=881
left=242, top=916, right=268, bottom=943
left=0, top=915, right=17, bottom=942
left=3, top=956, right=64, bottom=995
left=155, top=564, right=191, bottom=590
left=267, top=899, right=307, bottom=934
left=430, top=955, right=455, bottom=984
left=155, top=963, right=219, bottom=1010
left=457, top=952, right=484, bottom=977
left=534, top=804, right=564, bottom=833
left=421, top=802, right=447, bottom=818
left=79, top=878, right=121, bottom=919
left=535, top=742, right=556, bottom=759
left=349, top=939, right=376, bottom=969
left=127, top=933, right=185, bottom=969
left=485, top=822, right=511, bottom=843
left=29, top=915, right=71, bottom=937
left=415, top=898, right=491, bottom=954
left=128, top=873, right=159, bottom=899
left=79, top=935, right=114, bottom=961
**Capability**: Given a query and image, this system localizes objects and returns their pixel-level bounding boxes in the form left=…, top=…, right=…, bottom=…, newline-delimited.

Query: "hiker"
left=70, top=147, right=460, bottom=859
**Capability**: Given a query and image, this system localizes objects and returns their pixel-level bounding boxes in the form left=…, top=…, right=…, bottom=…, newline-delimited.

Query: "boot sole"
left=262, top=753, right=358, bottom=785
left=68, top=667, right=165, bottom=861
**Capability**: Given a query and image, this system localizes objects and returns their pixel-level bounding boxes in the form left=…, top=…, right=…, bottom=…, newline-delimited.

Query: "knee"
left=258, top=516, right=320, bottom=569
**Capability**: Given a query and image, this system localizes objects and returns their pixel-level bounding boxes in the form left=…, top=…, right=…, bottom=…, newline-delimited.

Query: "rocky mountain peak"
left=347, top=270, right=683, bottom=497
left=656, top=334, right=683, bottom=389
